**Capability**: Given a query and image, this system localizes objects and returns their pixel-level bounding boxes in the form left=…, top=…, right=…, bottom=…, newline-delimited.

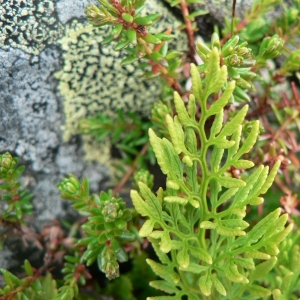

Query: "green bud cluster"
left=0, top=152, right=32, bottom=222
left=151, top=101, right=171, bottom=122
left=101, top=195, right=125, bottom=223
left=0, top=152, right=18, bottom=177
left=99, top=246, right=120, bottom=280
left=133, top=169, right=154, bottom=190
left=197, top=33, right=257, bottom=103
left=78, top=191, right=131, bottom=244
left=57, top=177, right=134, bottom=280
left=281, top=49, right=300, bottom=75
left=0, top=152, right=24, bottom=181
left=84, top=0, right=169, bottom=59
left=150, top=101, right=172, bottom=137
left=84, top=0, right=181, bottom=71
left=85, top=3, right=117, bottom=27
left=257, top=34, right=284, bottom=66
left=197, top=33, right=255, bottom=67
left=58, top=175, right=81, bottom=196
left=76, top=191, right=134, bottom=279
left=57, top=175, right=90, bottom=209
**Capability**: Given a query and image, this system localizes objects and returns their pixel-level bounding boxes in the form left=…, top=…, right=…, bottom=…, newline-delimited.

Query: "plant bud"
left=102, top=202, right=119, bottom=221
left=166, top=180, right=180, bottom=190
left=85, top=4, right=103, bottom=19
left=105, top=261, right=120, bottom=280
left=227, top=54, right=241, bottom=66
left=0, top=152, right=16, bottom=171
left=58, top=175, right=81, bottom=195
left=237, top=47, right=251, bottom=57
left=100, top=247, right=120, bottom=280
left=133, top=169, right=154, bottom=190
left=182, top=155, right=193, bottom=167
left=101, top=197, right=125, bottom=222
left=85, top=4, right=108, bottom=27
left=211, top=32, right=220, bottom=50
left=150, top=101, right=171, bottom=132
left=222, top=35, right=239, bottom=57
left=267, top=35, right=284, bottom=54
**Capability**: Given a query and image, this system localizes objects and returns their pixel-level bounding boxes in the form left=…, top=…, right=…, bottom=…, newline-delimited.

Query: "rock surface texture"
left=0, top=0, right=187, bottom=273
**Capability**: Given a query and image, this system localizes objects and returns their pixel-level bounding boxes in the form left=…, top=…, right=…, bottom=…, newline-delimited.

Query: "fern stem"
left=197, top=111, right=210, bottom=249
left=180, top=0, right=196, bottom=63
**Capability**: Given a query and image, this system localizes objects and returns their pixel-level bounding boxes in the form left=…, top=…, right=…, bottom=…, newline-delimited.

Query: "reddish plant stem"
left=221, top=20, right=248, bottom=43
left=159, top=65, right=184, bottom=95
left=231, top=0, right=237, bottom=36
left=109, top=2, right=186, bottom=191
left=247, top=82, right=300, bottom=119
left=272, top=112, right=299, bottom=142
left=113, top=142, right=149, bottom=195
left=180, top=0, right=196, bottom=63
left=291, top=81, right=299, bottom=104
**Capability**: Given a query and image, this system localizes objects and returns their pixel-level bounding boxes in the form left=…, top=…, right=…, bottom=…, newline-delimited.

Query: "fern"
left=131, top=47, right=293, bottom=299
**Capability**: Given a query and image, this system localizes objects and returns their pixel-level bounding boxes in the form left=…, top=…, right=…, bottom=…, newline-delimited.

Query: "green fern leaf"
left=149, top=280, right=179, bottom=294
left=139, top=219, right=156, bottom=237
left=224, top=260, right=248, bottom=283
left=207, top=81, right=236, bottom=117
left=211, top=276, right=227, bottom=296
left=217, top=105, right=248, bottom=138
left=248, top=284, right=271, bottom=297
left=210, top=111, right=224, bottom=137
left=146, top=259, right=180, bottom=284
left=199, top=274, right=212, bottom=296
left=217, top=176, right=246, bottom=188
left=190, top=63, right=202, bottom=100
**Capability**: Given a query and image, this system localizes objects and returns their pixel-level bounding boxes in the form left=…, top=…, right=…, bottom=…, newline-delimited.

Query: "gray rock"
left=0, top=0, right=186, bottom=281
left=0, top=44, right=108, bottom=278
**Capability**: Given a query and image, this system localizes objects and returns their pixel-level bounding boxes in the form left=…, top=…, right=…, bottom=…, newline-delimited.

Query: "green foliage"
left=1, top=0, right=300, bottom=299
left=0, top=152, right=33, bottom=223
left=54, top=254, right=86, bottom=300
left=79, top=110, right=155, bottom=166
left=84, top=0, right=185, bottom=81
left=57, top=177, right=135, bottom=280
left=85, top=0, right=165, bottom=54
left=196, top=32, right=284, bottom=103
left=133, top=169, right=154, bottom=190
left=0, top=261, right=57, bottom=300
left=131, top=48, right=294, bottom=298
left=271, top=230, right=300, bottom=299
left=223, top=0, right=300, bottom=75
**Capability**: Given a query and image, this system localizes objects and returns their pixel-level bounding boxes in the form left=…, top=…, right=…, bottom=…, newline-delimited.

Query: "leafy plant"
left=1, top=0, right=300, bottom=299
left=131, top=53, right=293, bottom=298
left=0, top=152, right=33, bottom=224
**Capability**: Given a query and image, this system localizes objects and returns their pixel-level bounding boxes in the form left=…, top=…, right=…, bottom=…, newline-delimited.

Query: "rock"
left=0, top=0, right=186, bottom=280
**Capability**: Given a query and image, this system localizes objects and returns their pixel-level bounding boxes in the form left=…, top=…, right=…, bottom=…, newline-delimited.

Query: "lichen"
left=0, top=0, right=64, bottom=55
left=1, top=0, right=188, bottom=168
left=55, top=1, right=187, bottom=166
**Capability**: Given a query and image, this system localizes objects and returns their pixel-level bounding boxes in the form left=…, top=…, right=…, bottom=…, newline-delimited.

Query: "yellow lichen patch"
left=55, top=2, right=187, bottom=166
